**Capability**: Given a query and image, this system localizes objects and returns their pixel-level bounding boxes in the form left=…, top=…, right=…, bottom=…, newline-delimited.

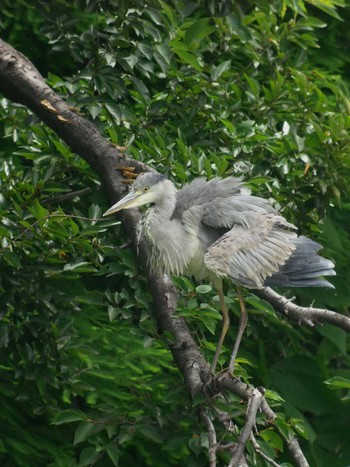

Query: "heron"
left=104, top=173, right=335, bottom=373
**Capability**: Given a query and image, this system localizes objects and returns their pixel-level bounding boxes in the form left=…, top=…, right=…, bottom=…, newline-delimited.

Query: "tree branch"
left=286, top=435, right=310, bottom=467
left=228, top=388, right=263, bottom=467
left=256, top=287, right=350, bottom=332
left=200, top=409, right=217, bottom=467
left=0, top=39, right=147, bottom=202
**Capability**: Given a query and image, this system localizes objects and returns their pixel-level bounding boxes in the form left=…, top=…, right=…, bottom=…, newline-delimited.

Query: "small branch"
left=251, top=434, right=281, bottom=467
left=215, top=376, right=276, bottom=422
left=256, top=287, right=350, bottom=332
left=210, top=376, right=308, bottom=467
left=286, top=435, right=310, bottom=467
left=42, top=187, right=92, bottom=205
left=228, top=388, right=263, bottom=467
left=200, top=409, right=217, bottom=467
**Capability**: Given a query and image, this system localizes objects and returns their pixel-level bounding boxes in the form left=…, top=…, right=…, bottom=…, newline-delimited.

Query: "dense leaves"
left=1, top=0, right=350, bottom=465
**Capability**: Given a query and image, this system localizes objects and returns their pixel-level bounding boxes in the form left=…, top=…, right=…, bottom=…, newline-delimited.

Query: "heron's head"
left=103, top=173, right=172, bottom=216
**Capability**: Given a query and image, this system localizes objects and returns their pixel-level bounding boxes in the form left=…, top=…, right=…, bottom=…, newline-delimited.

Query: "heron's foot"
left=115, top=165, right=139, bottom=182
left=210, top=364, right=235, bottom=379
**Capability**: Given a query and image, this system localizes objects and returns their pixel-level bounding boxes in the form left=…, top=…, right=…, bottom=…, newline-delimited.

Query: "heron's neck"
left=151, top=181, right=177, bottom=220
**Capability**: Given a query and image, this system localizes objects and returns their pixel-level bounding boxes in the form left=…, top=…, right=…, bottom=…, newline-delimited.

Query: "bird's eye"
left=143, top=187, right=149, bottom=192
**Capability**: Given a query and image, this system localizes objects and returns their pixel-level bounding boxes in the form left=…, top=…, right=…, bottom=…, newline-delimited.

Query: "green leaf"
left=318, top=324, right=347, bottom=354
left=173, top=49, right=202, bottom=71
left=264, top=389, right=285, bottom=403
left=245, top=74, right=260, bottom=98
left=155, top=44, right=172, bottom=64
left=63, top=262, right=97, bottom=273
left=139, top=425, right=164, bottom=443
left=324, top=376, right=350, bottom=389
left=29, top=199, right=49, bottom=221
left=108, top=306, right=120, bottom=321
left=212, top=59, right=231, bottom=80
left=79, top=225, right=108, bottom=236
left=89, top=204, right=102, bottom=220
left=184, top=18, right=215, bottom=46
left=107, top=444, right=120, bottom=466
left=51, top=409, right=85, bottom=425
left=290, top=418, right=309, bottom=439
left=74, top=422, right=96, bottom=445
left=260, top=429, right=284, bottom=452
left=305, top=0, right=344, bottom=20
left=275, top=414, right=292, bottom=439
left=3, top=250, right=22, bottom=268
left=245, top=297, right=276, bottom=317
left=130, top=77, right=150, bottom=103
left=88, top=105, right=101, bottom=119
left=195, top=284, right=212, bottom=294
left=79, top=447, right=99, bottom=466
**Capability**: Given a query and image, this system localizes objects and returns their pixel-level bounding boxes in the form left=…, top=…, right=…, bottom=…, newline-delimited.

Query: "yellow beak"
left=103, top=191, right=141, bottom=216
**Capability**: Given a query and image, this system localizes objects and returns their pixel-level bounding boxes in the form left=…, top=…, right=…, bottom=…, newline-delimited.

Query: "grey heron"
left=104, top=173, right=335, bottom=373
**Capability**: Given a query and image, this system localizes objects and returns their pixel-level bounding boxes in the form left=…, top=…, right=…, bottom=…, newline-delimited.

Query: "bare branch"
left=286, top=435, right=310, bottom=467
left=200, top=409, right=217, bottom=467
left=228, top=388, right=263, bottom=467
left=256, top=287, right=350, bottom=332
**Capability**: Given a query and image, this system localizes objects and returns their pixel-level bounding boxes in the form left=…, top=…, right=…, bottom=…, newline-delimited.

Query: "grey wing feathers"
left=172, top=177, right=244, bottom=220
left=204, top=213, right=298, bottom=288
left=265, top=237, right=336, bottom=288
left=173, top=176, right=276, bottom=229
left=171, top=176, right=335, bottom=289
left=201, top=195, right=277, bottom=228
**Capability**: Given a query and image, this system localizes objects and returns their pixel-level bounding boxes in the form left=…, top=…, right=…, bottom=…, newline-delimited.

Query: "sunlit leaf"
left=324, top=376, right=350, bottom=389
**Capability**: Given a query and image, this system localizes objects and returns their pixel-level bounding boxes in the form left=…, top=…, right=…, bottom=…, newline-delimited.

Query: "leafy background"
left=1, top=0, right=350, bottom=465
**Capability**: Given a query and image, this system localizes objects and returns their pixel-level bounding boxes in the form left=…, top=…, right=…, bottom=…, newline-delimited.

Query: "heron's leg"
left=227, top=285, right=248, bottom=374
left=210, top=286, right=230, bottom=373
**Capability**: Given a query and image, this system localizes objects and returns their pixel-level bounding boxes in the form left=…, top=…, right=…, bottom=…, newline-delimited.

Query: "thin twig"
left=251, top=434, right=281, bottom=467
left=200, top=409, right=217, bottom=467
left=42, top=187, right=92, bottom=205
left=228, top=388, right=263, bottom=466
left=216, top=442, right=236, bottom=451
left=2, top=213, right=108, bottom=248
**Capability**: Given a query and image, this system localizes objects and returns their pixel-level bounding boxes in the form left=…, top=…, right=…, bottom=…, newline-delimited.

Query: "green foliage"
left=1, top=0, right=350, bottom=465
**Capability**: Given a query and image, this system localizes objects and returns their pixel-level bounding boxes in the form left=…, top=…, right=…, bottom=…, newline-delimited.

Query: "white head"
left=103, top=173, right=174, bottom=216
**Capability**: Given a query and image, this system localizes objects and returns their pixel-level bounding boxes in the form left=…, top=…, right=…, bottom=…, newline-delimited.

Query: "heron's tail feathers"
left=265, top=237, right=336, bottom=288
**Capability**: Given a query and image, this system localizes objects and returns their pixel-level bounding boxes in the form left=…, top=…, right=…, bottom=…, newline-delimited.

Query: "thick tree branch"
left=0, top=39, right=147, bottom=201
